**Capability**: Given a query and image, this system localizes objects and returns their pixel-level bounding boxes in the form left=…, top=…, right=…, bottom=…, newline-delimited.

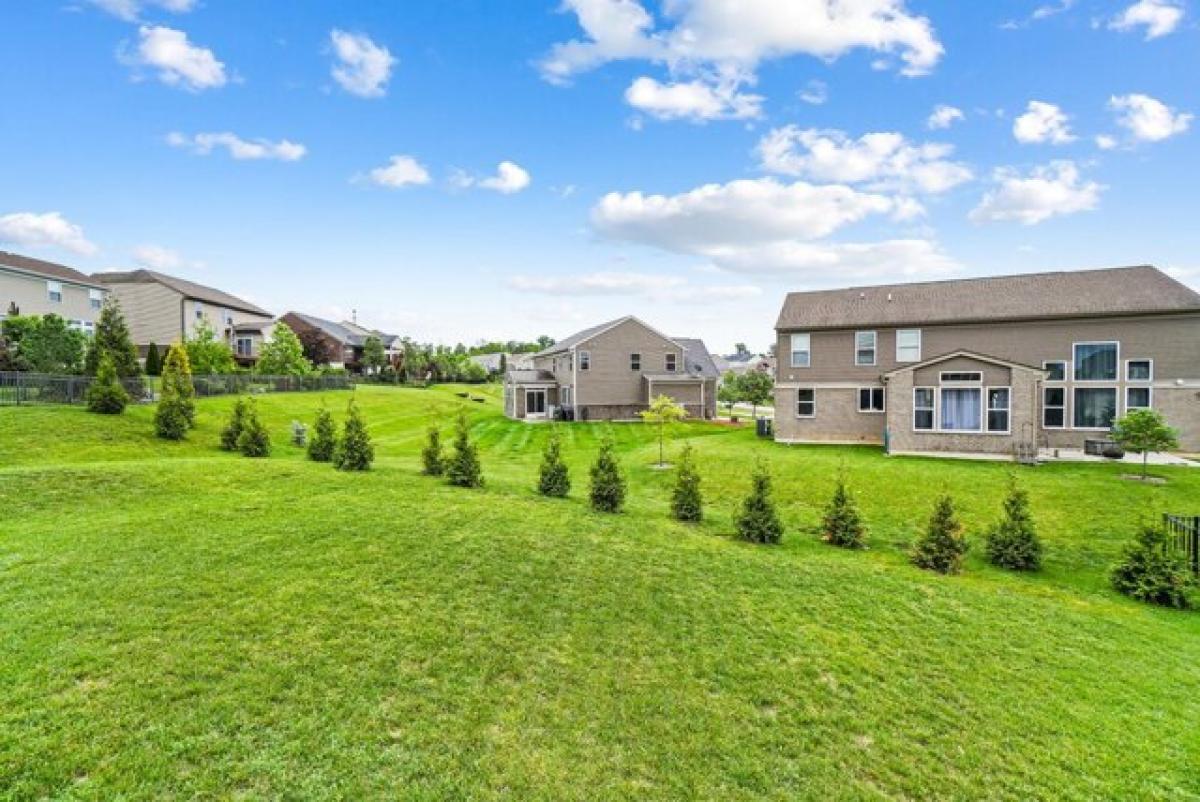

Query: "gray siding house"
left=773, top=266, right=1200, bottom=454
left=0, top=251, right=108, bottom=333
left=504, top=316, right=719, bottom=421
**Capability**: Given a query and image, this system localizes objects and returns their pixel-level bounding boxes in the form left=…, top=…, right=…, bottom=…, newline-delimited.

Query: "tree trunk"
left=1143, top=452, right=1148, bottom=480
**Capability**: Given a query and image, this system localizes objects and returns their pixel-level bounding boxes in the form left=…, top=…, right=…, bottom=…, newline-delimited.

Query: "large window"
left=940, top=387, right=982, bottom=431
left=1043, top=387, right=1065, bottom=429
left=987, top=388, right=1010, bottom=433
left=857, top=387, right=885, bottom=412
left=47, top=281, right=63, bottom=303
left=790, top=333, right=810, bottom=368
left=1074, top=387, right=1117, bottom=429
left=896, top=329, right=921, bottom=362
left=1074, top=342, right=1118, bottom=381
left=579, top=350, right=591, bottom=370
left=796, top=388, right=815, bottom=418
left=1126, top=386, right=1152, bottom=411
left=855, top=331, right=876, bottom=366
left=1126, top=359, right=1152, bottom=382
left=913, top=387, right=935, bottom=431
left=1043, top=361, right=1066, bottom=382
left=630, top=352, right=641, bottom=371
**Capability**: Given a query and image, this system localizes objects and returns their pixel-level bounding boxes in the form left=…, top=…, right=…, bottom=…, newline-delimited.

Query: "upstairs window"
left=1043, top=361, right=1066, bottom=382
left=796, top=388, right=815, bottom=417
left=1074, top=342, right=1118, bottom=381
left=855, top=331, right=876, bottom=366
left=1126, top=359, right=1152, bottom=382
left=913, top=388, right=935, bottom=431
left=896, top=329, right=921, bottom=362
left=89, top=289, right=104, bottom=310
left=47, top=281, right=63, bottom=303
left=194, top=301, right=205, bottom=321
left=665, top=353, right=677, bottom=372
left=790, top=333, right=810, bottom=368
left=579, top=350, right=591, bottom=370
left=630, top=352, right=641, bottom=371
left=857, top=387, right=885, bottom=412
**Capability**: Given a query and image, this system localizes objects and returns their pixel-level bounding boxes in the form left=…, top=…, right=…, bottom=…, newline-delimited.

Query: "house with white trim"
left=0, top=251, right=109, bottom=334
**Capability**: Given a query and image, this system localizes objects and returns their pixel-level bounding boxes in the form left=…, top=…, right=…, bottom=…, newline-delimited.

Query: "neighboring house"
left=503, top=316, right=719, bottom=421
left=773, top=266, right=1200, bottom=454
left=721, top=353, right=774, bottom=376
left=0, top=251, right=108, bottom=334
left=93, top=269, right=273, bottom=362
left=470, top=353, right=508, bottom=375
left=279, top=312, right=399, bottom=371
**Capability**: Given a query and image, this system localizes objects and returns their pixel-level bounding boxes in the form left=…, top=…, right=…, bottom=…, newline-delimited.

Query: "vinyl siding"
left=574, top=318, right=683, bottom=408
left=0, top=267, right=104, bottom=324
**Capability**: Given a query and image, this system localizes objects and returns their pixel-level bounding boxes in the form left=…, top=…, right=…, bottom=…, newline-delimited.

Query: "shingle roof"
left=0, top=250, right=106, bottom=289
left=775, top=266, right=1200, bottom=331
left=340, top=319, right=400, bottom=348
left=505, top=369, right=557, bottom=383
left=534, top=316, right=630, bottom=357
left=285, top=312, right=364, bottom=345
left=94, top=269, right=271, bottom=316
left=672, top=337, right=721, bottom=379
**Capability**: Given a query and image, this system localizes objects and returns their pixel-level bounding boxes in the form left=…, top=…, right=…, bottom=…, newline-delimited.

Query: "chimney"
left=352, top=308, right=358, bottom=324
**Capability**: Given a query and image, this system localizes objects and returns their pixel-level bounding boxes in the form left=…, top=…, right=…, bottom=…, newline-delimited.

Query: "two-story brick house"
left=0, top=251, right=108, bottom=333
left=773, top=266, right=1200, bottom=454
left=504, top=316, right=719, bottom=421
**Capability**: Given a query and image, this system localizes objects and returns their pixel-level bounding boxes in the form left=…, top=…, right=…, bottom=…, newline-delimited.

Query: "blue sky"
left=1, top=0, right=1196, bottom=352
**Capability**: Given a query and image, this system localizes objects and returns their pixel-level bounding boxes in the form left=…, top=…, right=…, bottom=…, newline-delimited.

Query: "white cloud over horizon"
left=166, top=132, right=307, bottom=161
left=970, top=161, right=1103, bottom=225
left=0, top=211, right=99, bottom=256
left=330, top=29, right=396, bottom=98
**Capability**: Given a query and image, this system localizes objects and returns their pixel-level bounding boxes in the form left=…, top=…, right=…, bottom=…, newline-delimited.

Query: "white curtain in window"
left=940, top=388, right=981, bottom=430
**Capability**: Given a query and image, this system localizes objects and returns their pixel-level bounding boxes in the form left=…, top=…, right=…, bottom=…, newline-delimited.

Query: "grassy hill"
left=1, top=385, right=1198, bottom=800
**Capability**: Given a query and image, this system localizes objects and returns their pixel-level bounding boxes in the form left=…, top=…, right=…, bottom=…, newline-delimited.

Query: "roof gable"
left=537, top=315, right=681, bottom=357
left=94, top=269, right=271, bottom=317
left=0, top=250, right=106, bottom=289
left=883, top=349, right=1044, bottom=377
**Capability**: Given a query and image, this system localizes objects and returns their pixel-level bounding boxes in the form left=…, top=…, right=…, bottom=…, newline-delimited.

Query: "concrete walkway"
left=889, top=448, right=1198, bottom=467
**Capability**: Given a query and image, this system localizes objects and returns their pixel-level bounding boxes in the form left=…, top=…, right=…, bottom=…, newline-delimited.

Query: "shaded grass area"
left=2, top=385, right=1199, bottom=800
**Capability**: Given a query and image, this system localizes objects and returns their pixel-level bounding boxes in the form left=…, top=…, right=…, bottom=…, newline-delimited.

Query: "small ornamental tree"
left=236, top=399, right=271, bottom=458
left=537, top=429, right=570, bottom=497
left=362, top=335, right=387, bottom=375
left=154, top=344, right=194, bottom=440
left=738, top=371, right=773, bottom=419
left=640, top=394, right=688, bottom=467
left=1112, top=409, right=1180, bottom=480
left=911, top=495, right=968, bottom=574
left=984, top=476, right=1043, bottom=571
left=718, top=372, right=741, bottom=417
left=736, top=460, right=783, bottom=544
left=144, top=343, right=162, bottom=376
left=334, top=398, right=374, bottom=471
left=185, top=318, right=236, bottom=375
left=220, top=397, right=250, bottom=451
left=85, top=296, right=141, bottom=378
left=589, top=436, right=626, bottom=513
left=670, top=443, right=703, bottom=522
left=1110, top=524, right=1194, bottom=609
left=307, top=405, right=336, bottom=462
left=822, top=472, right=866, bottom=549
left=21, top=314, right=86, bottom=374
left=85, top=353, right=129, bottom=414
left=256, top=322, right=312, bottom=376
left=446, top=411, right=484, bottom=487
left=421, top=425, right=445, bottom=476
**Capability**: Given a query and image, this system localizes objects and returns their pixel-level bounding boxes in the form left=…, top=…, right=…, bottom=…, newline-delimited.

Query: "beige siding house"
left=94, top=269, right=273, bottom=363
left=503, top=316, right=719, bottom=421
left=773, top=266, right=1200, bottom=454
left=0, top=251, right=108, bottom=333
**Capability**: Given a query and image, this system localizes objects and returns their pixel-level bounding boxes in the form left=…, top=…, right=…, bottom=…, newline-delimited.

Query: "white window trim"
left=913, top=386, right=935, bottom=432
left=895, top=329, right=921, bottom=363
left=1125, top=385, right=1153, bottom=411
left=790, top=333, right=811, bottom=369
left=665, top=353, right=677, bottom=372
left=985, top=386, right=1012, bottom=435
left=47, top=280, right=63, bottom=302
left=1043, top=360, right=1067, bottom=382
left=796, top=387, right=816, bottom=419
left=1072, top=386, right=1119, bottom=431
left=1125, top=358, right=1153, bottom=383
left=1072, top=341, right=1120, bottom=383
left=630, top=352, right=641, bottom=371
left=939, top=371, right=983, bottom=384
left=579, top=350, right=591, bottom=371
left=938, top=385, right=984, bottom=433
left=1042, top=386, right=1066, bottom=430
left=854, top=330, right=877, bottom=366
left=856, top=387, right=885, bottom=413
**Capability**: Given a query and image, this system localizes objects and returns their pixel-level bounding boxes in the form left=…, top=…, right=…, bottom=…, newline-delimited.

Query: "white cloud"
left=1109, top=93, right=1192, bottom=142
left=329, top=30, right=396, bottom=98
left=926, top=104, right=964, bottom=130
left=969, top=161, right=1103, bottom=225
left=508, top=271, right=760, bottom=303
left=87, top=0, right=197, bottom=21
left=798, top=79, right=828, bottom=105
left=1012, top=100, right=1075, bottom=144
left=165, top=132, right=306, bottom=161
left=702, top=238, right=959, bottom=278
left=126, top=25, right=226, bottom=91
left=365, top=155, right=432, bottom=188
left=132, top=244, right=204, bottom=273
left=757, top=127, right=972, bottom=194
left=0, top=211, right=98, bottom=256
left=1109, top=0, right=1185, bottom=39
left=455, top=161, right=532, bottom=194
left=624, top=75, right=762, bottom=121
left=1095, top=134, right=1118, bottom=150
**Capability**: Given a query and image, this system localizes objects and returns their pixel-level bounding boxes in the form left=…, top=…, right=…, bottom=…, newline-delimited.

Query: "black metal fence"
left=1164, top=513, right=1200, bottom=576
left=0, top=371, right=351, bottom=406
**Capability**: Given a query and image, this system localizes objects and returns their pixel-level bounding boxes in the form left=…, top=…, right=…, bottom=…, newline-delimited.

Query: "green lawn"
left=1, top=385, right=1198, bottom=800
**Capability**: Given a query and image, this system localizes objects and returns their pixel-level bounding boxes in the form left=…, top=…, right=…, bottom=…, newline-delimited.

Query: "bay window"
left=1074, top=387, right=1117, bottom=429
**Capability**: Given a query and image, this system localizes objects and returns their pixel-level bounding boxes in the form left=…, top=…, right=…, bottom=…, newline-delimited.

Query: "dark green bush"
left=736, top=460, right=783, bottom=544
left=421, top=425, right=445, bottom=476
left=670, top=443, right=702, bottom=522
left=911, top=495, right=968, bottom=574
left=220, top=397, right=249, bottom=451
left=984, top=477, right=1042, bottom=571
left=86, top=354, right=129, bottom=415
left=144, top=343, right=161, bottom=376
left=822, top=473, right=866, bottom=549
left=1110, top=525, right=1194, bottom=609
left=589, top=436, right=625, bottom=513
left=446, top=411, right=483, bottom=487
left=236, top=399, right=271, bottom=458
left=334, top=398, right=374, bottom=471
left=308, top=406, right=336, bottom=462
left=537, top=430, right=570, bottom=497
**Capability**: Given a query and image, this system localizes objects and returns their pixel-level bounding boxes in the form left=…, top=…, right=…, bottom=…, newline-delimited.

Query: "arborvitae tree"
left=333, top=398, right=374, bottom=471
left=984, top=476, right=1043, bottom=571
left=735, top=460, right=783, bottom=544
left=144, top=343, right=162, bottom=376
left=307, top=405, right=336, bottom=462
left=85, top=353, right=129, bottom=414
left=220, top=396, right=249, bottom=451
left=236, top=399, right=271, bottom=458
left=822, top=472, right=866, bottom=549
left=446, top=411, right=484, bottom=487
left=1110, top=524, right=1194, bottom=609
left=537, top=429, right=570, bottom=497
left=911, top=494, right=968, bottom=574
left=419, top=424, right=445, bottom=476
left=85, top=297, right=141, bottom=377
left=670, top=443, right=703, bottom=522
left=154, top=344, right=194, bottom=440
left=589, top=436, right=626, bottom=513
